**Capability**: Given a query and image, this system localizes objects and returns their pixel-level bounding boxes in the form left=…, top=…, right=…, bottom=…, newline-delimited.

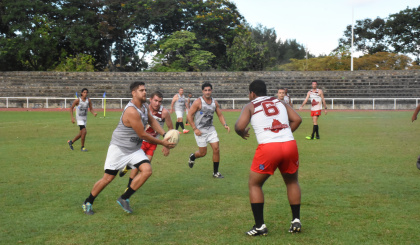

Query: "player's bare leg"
left=125, top=153, right=153, bottom=187
left=188, top=146, right=207, bottom=168
left=91, top=173, right=116, bottom=196
left=246, top=171, right=270, bottom=236
left=282, top=171, right=302, bottom=233
left=130, top=163, right=152, bottom=190
left=72, top=131, right=82, bottom=143
left=209, top=142, right=223, bottom=178
left=83, top=172, right=116, bottom=215
left=80, top=128, right=87, bottom=150
left=117, top=163, right=153, bottom=213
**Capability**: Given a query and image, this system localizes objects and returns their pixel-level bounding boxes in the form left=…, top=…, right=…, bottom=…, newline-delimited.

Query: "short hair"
left=249, top=80, right=267, bottom=96
left=150, top=91, right=163, bottom=99
left=81, top=88, right=88, bottom=93
left=278, top=88, right=285, bottom=92
left=312, top=81, right=318, bottom=84
left=202, top=82, right=212, bottom=90
left=130, top=82, right=145, bottom=91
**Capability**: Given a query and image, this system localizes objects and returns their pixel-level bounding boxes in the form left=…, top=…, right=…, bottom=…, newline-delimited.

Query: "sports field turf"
left=1, top=110, right=419, bottom=244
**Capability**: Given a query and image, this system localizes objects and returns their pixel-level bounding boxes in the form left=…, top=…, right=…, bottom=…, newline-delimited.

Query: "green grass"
left=1, top=110, right=420, bottom=244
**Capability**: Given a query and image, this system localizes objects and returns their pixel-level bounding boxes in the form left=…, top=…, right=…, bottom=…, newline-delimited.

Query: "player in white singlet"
left=170, top=88, right=189, bottom=134
left=299, top=81, right=328, bottom=140
left=68, top=88, right=97, bottom=152
left=81, top=82, right=175, bottom=215
left=187, top=82, right=230, bottom=178
left=284, top=88, right=292, bottom=107
left=235, top=80, right=302, bottom=235
left=119, top=91, right=174, bottom=187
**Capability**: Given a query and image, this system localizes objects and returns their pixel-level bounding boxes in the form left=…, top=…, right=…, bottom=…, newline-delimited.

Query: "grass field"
left=1, top=110, right=420, bottom=244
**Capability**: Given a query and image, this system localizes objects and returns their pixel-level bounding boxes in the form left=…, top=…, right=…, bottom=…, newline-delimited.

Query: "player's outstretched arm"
left=70, top=99, right=79, bottom=124
left=187, top=99, right=202, bottom=136
left=88, top=98, right=97, bottom=117
left=170, top=94, right=177, bottom=114
left=412, top=104, right=420, bottom=122
left=299, top=92, right=310, bottom=110
left=285, top=104, right=302, bottom=132
left=162, top=108, right=174, bottom=130
left=124, top=107, right=175, bottom=149
left=215, top=101, right=230, bottom=133
left=235, top=103, right=252, bottom=140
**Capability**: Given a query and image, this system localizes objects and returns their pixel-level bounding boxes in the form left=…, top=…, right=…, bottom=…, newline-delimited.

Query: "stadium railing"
left=0, top=97, right=419, bottom=110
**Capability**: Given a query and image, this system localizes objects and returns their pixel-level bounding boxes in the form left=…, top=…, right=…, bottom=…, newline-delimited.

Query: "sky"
left=231, top=0, right=419, bottom=56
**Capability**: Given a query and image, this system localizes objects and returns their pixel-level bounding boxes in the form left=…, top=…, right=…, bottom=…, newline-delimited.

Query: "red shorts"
left=251, top=140, right=299, bottom=175
left=141, top=141, right=157, bottom=156
left=311, top=110, right=321, bottom=117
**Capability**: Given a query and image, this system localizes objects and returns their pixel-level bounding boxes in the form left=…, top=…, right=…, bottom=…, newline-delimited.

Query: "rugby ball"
left=164, top=129, right=179, bottom=145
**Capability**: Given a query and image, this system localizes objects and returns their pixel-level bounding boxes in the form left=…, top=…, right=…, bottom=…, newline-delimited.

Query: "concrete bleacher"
left=1, top=70, right=419, bottom=109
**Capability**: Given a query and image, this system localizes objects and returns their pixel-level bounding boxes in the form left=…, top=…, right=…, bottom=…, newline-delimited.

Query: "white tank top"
left=110, top=101, right=148, bottom=151
left=174, top=94, right=186, bottom=111
left=310, top=89, right=322, bottom=111
left=194, top=97, right=216, bottom=134
left=250, top=96, right=294, bottom=144
left=145, top=105, right=165, bottom=139
left=76, top=97, right=89, bottom=121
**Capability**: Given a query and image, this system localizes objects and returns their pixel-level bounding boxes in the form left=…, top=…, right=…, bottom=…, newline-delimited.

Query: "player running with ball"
left=235, top=79, right=303, bottom=236
left=119, top=91, right=174, bottom=187
left=81, top=82, right=175, bottom=215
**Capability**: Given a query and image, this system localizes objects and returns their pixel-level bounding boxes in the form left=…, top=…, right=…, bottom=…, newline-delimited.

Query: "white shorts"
left=77, top=119, right=87, bottom=126
left=175, top=110, right=184, bottom=119
left=194, top=130, right=219, bottom=147
left=104, top=144, right=149, bottom=171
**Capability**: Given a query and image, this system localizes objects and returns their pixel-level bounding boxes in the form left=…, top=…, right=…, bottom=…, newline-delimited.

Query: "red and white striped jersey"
left=250, top=96, right=294, bottom=144
left=145, top=105, right=165, bottom=138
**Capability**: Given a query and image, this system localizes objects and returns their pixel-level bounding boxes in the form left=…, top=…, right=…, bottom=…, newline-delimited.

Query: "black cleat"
left=213, top=172, right=224, bottom=178
left=188, top=153, right=195, bottom=168
left=68, top=140, right=74, bottom=150
left=246, top=224, right=268, bottom=236
left=288, top=218, right=301, bottom=233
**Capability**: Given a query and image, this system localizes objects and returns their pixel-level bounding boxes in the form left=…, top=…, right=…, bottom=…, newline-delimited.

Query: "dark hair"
left=130, top=82, right=145, bottom=91
left=312, top=81, right=318, bottom=84
left=81, top=88, right=88, bottom=93
left=150, top=91, right=163, bottom=99
left=249, top=80, right=267, bottom=96
left=202, top=82, right=212, bottom=90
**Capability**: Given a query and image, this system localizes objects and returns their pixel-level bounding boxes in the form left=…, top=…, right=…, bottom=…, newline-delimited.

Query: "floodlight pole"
left=351, top=7, right=354, bottom=71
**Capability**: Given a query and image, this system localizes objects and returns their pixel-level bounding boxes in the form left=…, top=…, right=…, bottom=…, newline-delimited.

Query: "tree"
left=226, top=30, right=269, bottom=71
left=278, top=52, right=417, bottom=71
left=386, top=6, right=420, bottom=65
left=336, top=17, right=389, bottom=55
left=150, top=31, right=215, bottom=72
left=178, top=0, right=244, bottom=69
left=336, top=5, right=420, bottom=65
left=0, top=0, right=63, bottom=70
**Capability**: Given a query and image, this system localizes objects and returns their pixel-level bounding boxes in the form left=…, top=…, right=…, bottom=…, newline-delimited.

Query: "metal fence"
left=1, top=97, right=419, bottom=110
